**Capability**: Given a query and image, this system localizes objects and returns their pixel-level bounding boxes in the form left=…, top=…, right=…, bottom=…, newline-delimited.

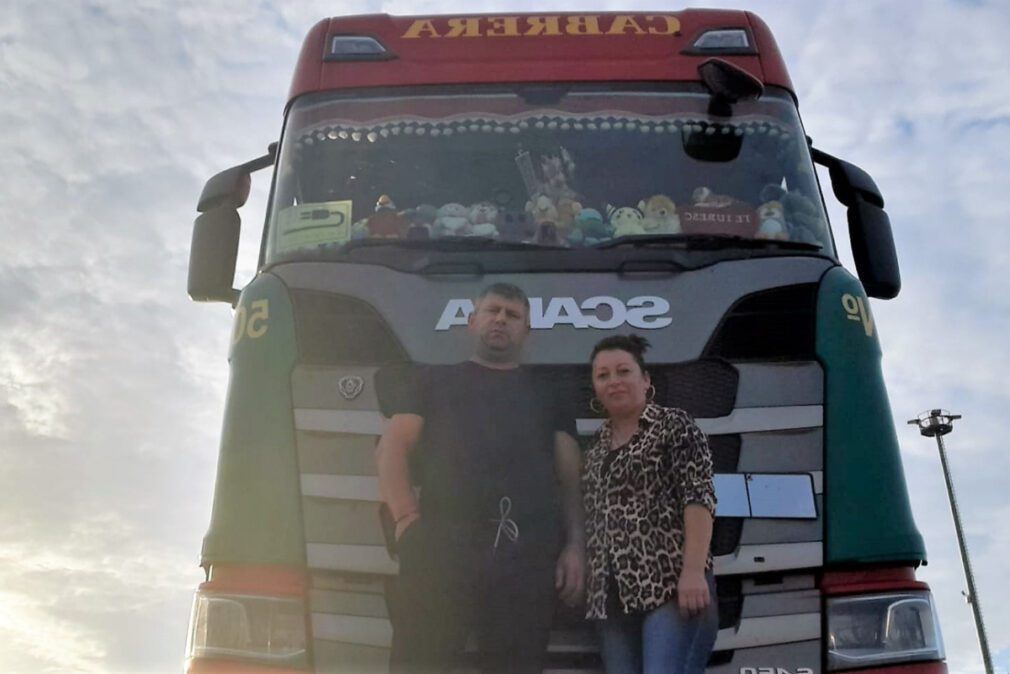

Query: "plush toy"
left=755, top=200, right=789, bottom=240
left=606, top=204, right=646, bottom=237
left=367, top=194, right=408, bottom=238
left=469, top=201, right=500, bottom=238
left=781, top=191, right=825, bottom=244
left=403, top=203, right=437, bottom=239
left=760, top=184, right=824, bottom=244
left=570, top=208, right=611, bottom=246
left=525, top=193, right=560, bottom=225
left=759, top=184, right=787, bottom=203
left=555, top=197, right=583, bottom=237
left=691, top=186, right=736, bottom=209
left=638, top=194, right=682, bottom=234
left=434, top=203, right=472, bottom=237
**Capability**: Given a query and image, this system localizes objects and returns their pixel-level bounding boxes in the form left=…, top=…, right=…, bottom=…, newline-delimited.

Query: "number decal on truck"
left=841, top=293, right=875, bottom=337
left=232, top=299, right=270, bottom=345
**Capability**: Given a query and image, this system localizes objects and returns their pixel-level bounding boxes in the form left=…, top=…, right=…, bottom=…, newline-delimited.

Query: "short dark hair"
left=475, top=283, right=529, bottom=312
left=590, top=334, right=651, bottom=372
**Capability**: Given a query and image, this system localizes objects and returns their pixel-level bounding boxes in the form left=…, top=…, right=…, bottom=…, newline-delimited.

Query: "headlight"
left=187, top=592, right=307, bottom=662
left=827, top=591, right=944, bottom=670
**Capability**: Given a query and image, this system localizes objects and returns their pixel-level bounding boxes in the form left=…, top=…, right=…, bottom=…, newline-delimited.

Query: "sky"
left=0, top=0, right=1008, bottom=672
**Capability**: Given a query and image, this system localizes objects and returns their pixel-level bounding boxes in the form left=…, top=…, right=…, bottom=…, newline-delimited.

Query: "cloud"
left=0, top=511, right=198, bottom=673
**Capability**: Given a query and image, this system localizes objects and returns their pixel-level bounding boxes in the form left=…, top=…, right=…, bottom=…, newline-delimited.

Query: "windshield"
left=266, top=85, right=834, bottom=264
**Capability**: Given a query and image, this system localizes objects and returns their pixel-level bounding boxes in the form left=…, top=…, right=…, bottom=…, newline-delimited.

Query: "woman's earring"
left=647, top=385, right=656, bottom=402
left=590, top=397, right=604, bottom=415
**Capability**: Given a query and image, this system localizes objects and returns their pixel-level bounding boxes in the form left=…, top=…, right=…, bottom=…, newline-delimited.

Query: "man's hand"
left=676, top=567, right=711, bottom=620
left=394, top=512, right=420, bottom=542
left=555, top=542, right=586, bottom=607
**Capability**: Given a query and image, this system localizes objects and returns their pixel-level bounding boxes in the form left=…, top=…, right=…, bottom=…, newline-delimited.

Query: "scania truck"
left=185, top=10, right=945, bottom=674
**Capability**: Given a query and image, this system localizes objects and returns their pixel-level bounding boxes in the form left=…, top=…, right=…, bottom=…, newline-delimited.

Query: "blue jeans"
left=597, top=574, right=719, bottom=674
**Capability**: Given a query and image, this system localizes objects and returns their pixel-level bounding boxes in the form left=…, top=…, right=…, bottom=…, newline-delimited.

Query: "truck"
left=185, top=9, right=946, bottom=674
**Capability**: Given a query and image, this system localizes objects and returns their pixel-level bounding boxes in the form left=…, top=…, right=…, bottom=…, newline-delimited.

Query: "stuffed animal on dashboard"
left=570, top=208, right=611, bottom=246
left=638, top=194, right=682, bottom=234
left=469, top=201, right=500, bottom=238
left=367, top=194, right=408, bottom=238
left=759, top=184, right=824, bottom=245
left=403, top=203, right=437, bottom=239
left=555, top=197, right=583, bottom=237
left=526, top=193, right=560, bottom=225
left=434, top=202, right=472, bottom=237
left=782, top=192, right=825, bottom=245
left=755, top=200, right=789, bottom=240
left=691, top=186, right=736, bottom=209
left=606, top=204, right=646, bottom=237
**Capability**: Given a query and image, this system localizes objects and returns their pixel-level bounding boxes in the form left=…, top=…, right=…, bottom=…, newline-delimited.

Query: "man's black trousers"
left=388, top=519, right=560, bottom=674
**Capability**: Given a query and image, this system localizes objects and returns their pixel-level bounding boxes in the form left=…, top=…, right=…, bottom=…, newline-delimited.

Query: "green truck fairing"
left=202, top=273, right=306, bottom=568
left=817, top=267, right=925, bottom=565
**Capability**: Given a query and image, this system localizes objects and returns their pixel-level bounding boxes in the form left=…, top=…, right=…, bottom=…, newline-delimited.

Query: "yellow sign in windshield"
left=275, top=201, right=353, bottom=254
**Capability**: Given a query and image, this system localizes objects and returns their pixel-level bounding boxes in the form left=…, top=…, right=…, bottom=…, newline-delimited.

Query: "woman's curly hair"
left=590, top=334, right=651, bottom=372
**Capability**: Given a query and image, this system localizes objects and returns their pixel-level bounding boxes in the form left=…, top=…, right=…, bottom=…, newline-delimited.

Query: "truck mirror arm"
left=197, top=144, right=277, bottom=213
left=811, top=147, right=900, bottom=300
left=188, top=144, right=277, bottom=304
left=811, top=147, right=883, bottom=209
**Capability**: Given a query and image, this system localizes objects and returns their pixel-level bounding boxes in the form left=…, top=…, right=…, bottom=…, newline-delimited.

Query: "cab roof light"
left=325, top=35, right=396, bottom=62
left=688, top=29, right=756, bottom=55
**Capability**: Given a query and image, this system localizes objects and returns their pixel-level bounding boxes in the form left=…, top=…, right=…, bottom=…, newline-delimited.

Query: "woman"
left=582, top=335, right=718, bottom=674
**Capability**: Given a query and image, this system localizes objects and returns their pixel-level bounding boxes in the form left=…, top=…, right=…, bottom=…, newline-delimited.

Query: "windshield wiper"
left=341, top=236, right=563, bottom=253
left=592, top=233, right=823, bottom=252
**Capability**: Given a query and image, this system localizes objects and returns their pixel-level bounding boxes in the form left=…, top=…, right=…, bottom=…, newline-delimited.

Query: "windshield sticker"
left=275, top=201, right=353, bottom=254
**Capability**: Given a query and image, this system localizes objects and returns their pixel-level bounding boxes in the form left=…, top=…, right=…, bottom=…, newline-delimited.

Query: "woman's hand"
left=676, top=567, right=711, bottom=620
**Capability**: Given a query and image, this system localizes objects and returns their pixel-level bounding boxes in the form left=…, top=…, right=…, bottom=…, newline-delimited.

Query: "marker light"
left=826, top=591, right=944, bottom=670
left=326, top=36, right=394, bottom=61
left=692, top=29, right=751, bottom=51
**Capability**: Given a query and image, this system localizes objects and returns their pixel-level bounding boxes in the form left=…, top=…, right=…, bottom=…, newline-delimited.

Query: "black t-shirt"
left=382, top=361, right=576, bottom=528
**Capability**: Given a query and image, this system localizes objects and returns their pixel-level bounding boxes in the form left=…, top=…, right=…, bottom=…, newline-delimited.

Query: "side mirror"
left=189, top=207, right=242, bottom=304
left=188, top=147, right=276, bottom=304
left=813, top=148, right=900, bottom=299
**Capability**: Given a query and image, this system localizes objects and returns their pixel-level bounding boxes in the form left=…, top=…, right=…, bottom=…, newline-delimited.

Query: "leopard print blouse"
left=582, top=403, right=717, bottom=619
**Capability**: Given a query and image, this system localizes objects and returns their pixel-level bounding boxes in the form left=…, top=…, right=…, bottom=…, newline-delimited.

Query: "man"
left=376, top=282, right=585, bottom=674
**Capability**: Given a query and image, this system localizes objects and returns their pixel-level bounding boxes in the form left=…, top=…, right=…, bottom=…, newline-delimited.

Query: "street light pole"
left=908, top=409, right=993, bottom=674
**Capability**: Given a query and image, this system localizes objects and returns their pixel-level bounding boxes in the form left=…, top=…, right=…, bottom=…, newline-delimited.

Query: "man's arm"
left=554, top=431, right=584, bottom=546
left=375, top=413, right=424, bottom=539
left=553, top=430, right=585, bottom=606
